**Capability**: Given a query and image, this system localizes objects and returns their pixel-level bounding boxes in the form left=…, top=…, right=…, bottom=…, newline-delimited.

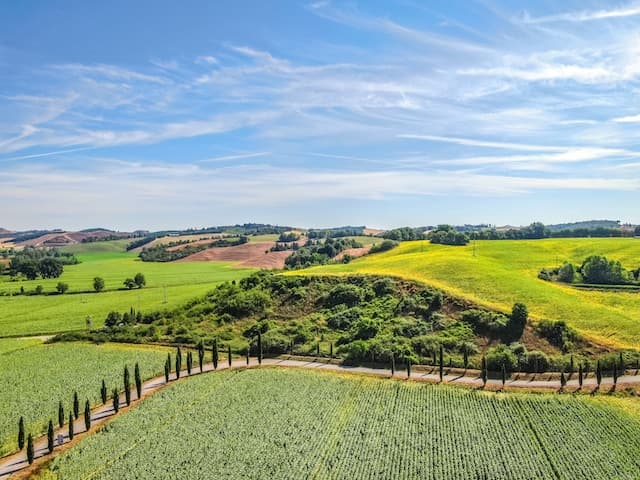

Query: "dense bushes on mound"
left=429, top=225, right=470, bottom=246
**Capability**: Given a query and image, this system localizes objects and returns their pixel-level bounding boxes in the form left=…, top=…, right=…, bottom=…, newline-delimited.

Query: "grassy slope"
left=0, top=338, right=169, bottom=455
left=0, top=249, right=254, bottom=336
left=42, top=368, right=640, bottom=479
left=299, top=238, right=640, bottom=349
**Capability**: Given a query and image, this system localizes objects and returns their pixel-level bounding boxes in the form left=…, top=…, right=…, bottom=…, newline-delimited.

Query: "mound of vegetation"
left=284, top=237, right=362, bottom=269
left=307, top=226, right=366, bottom=238
left=6, top=247, right=79, bottom=280
left=54, top=271, right=622, bottom=372
left=429, top=225, right=470, bottom=246
left=539, top=255, right=639, bottom=286
left=382, top=227, right=426, bottom=241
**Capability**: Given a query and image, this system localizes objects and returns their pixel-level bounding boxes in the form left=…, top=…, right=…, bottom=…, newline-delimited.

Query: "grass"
left=0, top=251, right=254, bottom=336
left=41, top=368, right=640, bottom=479
left=0, top=339, right=169, bottom=456
left=299, top=238, right=640, bottom=349
left=59, top=239, right=132, bottom=254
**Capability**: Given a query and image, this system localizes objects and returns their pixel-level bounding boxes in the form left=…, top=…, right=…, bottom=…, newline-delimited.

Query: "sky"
left=2, top=0, right=640, bottom=231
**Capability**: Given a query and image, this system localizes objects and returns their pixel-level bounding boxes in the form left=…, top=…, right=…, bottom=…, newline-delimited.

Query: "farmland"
left=300, top=238, right=640, bottom=349
left=0, top=244, right=254, bottom=336
left=0, top=338, right=168, bottom=455
left=41, top=368, right=640, bottom=479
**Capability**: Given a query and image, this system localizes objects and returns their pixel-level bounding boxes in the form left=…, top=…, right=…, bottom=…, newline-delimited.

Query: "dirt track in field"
left=178, top=242, right=291, bottom=268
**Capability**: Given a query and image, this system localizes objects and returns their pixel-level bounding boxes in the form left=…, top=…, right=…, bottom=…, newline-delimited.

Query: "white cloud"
left=523, top=4, right=640, bottom=24
left=613, top=114, right=640, bottom=123
left=195, top=55, right=218, bottom=65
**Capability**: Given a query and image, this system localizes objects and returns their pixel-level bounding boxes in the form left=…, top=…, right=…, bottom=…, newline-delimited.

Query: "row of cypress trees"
left=18, top=362, right=144, bottom=465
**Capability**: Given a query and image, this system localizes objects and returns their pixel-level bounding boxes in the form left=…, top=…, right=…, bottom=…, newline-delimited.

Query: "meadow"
left=300, top=238, right=640, bottom=349
left=41, top=368, right=640, bottom=479
left=0, top=338, right=168, bottom=455
left=0, top=241, right=254, bottom=336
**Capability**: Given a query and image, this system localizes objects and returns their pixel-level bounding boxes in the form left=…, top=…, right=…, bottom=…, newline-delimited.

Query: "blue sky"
left=2, top=0, right=640, bottom=231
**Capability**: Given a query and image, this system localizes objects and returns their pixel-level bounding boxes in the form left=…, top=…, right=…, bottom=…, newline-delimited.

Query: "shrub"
left=536, top=320, right=578, bottom=352
left=579, top=255, right=629, bottom=284
left=93, top=277, right=105, bottom=292
left=557, top=263, right=575, bottom=283
left=369, top=240, right=398, bottom=254
left=523, top=350, right=550, bottom=373
left=56, top=282, right=69, bottom=294
left=325, top=284, right=364, bottom=308
left=485, top=345, right=518, bottom=373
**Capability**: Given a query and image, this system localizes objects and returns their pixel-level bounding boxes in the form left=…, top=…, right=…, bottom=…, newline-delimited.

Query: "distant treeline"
left=307, top=226, right=366, bottom=239
left=285, top=237, right=362, bottom=269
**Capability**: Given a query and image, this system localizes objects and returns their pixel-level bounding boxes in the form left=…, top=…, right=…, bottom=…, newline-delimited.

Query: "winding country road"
left=0, top=355, right=636, bottom=479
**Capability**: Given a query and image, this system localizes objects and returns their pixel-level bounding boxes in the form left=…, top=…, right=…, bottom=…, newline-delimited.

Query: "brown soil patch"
left=178, top=242, right=291, bottom=269
left=334, top=247, right=371, bottom=261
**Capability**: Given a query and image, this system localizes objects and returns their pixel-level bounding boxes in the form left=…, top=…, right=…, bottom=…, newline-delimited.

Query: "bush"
left=325, top=284, right=364, bottom=308
left=485, top=345, right=517, bottom=372
left=557, top=263, right=575, bottom=283
left=579, top=255, right=629, bottom=285
left=369, top=240, right=398, bottom=254
left=327, top=308, right=361, bottom=330
left=56, top=282, right=69, bottom=294
left=461, top=309, right=507, bottom=335
left=523, top=350, right=550, bottom=373
left=536, top=320, right=578, bottom=352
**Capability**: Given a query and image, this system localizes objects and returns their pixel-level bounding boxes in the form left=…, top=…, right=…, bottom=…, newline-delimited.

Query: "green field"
left=41, top=368, right=640, bottom=479
left=300, top=238, right=640, bottom=349
left=0, top=247, right=254, bottom=336
left=0, top=339, right=168, bottom=455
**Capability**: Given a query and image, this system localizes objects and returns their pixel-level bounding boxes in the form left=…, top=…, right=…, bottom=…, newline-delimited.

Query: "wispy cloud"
left=522, top=4, right=640, bottom=24
left=612, top=113, right=640, bottom=123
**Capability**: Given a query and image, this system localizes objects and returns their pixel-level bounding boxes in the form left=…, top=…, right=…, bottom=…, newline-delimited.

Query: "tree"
left=507, top=303, right=528, bottom=340
left=84, top=400, right=91, bottom=431
left=112, top=389, right=120, bottom=413
left=164, top=358, right=170, bottom=383
left=26, top=434, right=34, bottom=464
left=135, top=363, right=142, bottom=399
left=133, top=272, right=146, bottom=288
left=56, top=282, right=69, bottom=294
left=197, top=341, right=205, bottom=373
left=596, top=360, right=602, bottom=387
left=73, top=391, right=79, bottom=418
left=438, top=345, right=444, bottom=381
left=613, top=363, right=618, bottom=385
left=47, top=419, right=54, bottom=453
left=557, top=263, right=575, bottom=283
left=481, top=355, right=488, bottom=387
left=330, top=342, right=334, bottom=358
left=391, top=353, right=395, bottom=375
left=228, top=345, right=232, bottom=367
left=580, top=255, right=629, bottom=285
left=187, top=352, right=193, bottom=375
left=68, top=413, right=74, bottom=441
left=501, top=364, right=506, bottom=386
left=18, top=416, right=25, bottom=450
left=123, top=278, right=136, bottom=290
left=93, top=276, right=105, bottom=292
left=101, top=379, right=107, bottom=404
left=35, top=284, right=44, bottom=295
left=124, top=366, right=131, bottom=406
left=58, top=401, right=65, bottom=428
left=578, top=364, right=583, bottom=388
left=39, top=257, right=63, bottom=279
left=635, top=225, right=640, bottom=237
left=407, top=358, right=411, bottom=378
left=175, top=347, right=182, bottom=379
left=212, top=339, right=219, bottom=370
left=257, top=332, right=263, bottom=365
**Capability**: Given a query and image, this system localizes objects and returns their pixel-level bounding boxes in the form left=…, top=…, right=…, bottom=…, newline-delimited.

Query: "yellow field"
left=298, top=238, right=640, bottom=349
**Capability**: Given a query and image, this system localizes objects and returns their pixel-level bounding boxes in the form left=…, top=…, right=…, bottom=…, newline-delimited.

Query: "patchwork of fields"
left=0, top=243, right=254, bottom=336
left=41, top=368, right=640, bottom=479
left=300, top=238, right=640, bottom=349
left=0, top=338, right=168, bottom=455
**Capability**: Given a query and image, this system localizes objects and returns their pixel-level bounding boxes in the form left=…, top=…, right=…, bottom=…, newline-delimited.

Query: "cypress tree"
left=18, top=416, right=25, bottom=450
left=438, top=345, right=444, bottom=381
left=463, top=348, right=469, bottom=369
left=391, top=353, right=395, bottom=375
left=47, top=419, right=54, bottom=453
left=187, top=351, right=193, bottom=375
left=560, top=371, right=566, bottom=390
left=289, top=338, right=294, bottom=355
left=228, top=345, right=232, bottom=368
left=101, top=379, right=107, bottom=404
left=613, top=363, right=618, bottom=385
left=501, top=363, right=506, bottom=386
left=316, top=342, right=320, bottom=356
left=578, top=364, right=583, bottom=388
left=569, top=355, right=574, bottom=374
left=58, top=400, right=64, bottom=428
left=257, top=332, right=263, bottom=365
left=596, top=360, right=602, bottom=387
left=175, top=347, right=182, bottom=379
left=481, top=355, right=488, bottom=387
left=619, top=352, right=624, bottom=371
left=246, top=348, right=250, bottom=365
left=212, top=339, right=219, bottom=370
left=407, top=358, right=411, bottom=378
left=198, top=341, right=205, bottom=373
left=167, top=352, right=171, bottom=374
left=164, top=358, right=170, bottom=383
left=84, top=400, right=91, bottom=431
left=73, top=391, right=79, bottom=419
left=26, top=434, right=34, bottom=464
left=330, top=342, right=334, bottom=358
left=124, top=366, right=131, bottom=406
left=112, top=388, right=119, bottom=413
left=135, top=363, right=142, bottom=399
left=68, top=413, right=74, bottom=441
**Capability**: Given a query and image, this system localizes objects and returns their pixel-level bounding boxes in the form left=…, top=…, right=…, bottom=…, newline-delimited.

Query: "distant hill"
left=547, top=220, right=621, bottom=231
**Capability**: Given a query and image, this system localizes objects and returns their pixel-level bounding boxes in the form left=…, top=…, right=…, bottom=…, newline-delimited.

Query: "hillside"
left=300, top=238, right=640, bottom=349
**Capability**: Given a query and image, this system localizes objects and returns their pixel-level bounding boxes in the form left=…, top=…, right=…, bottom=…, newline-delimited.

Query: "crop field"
left=300, top=238, right=640, bottom=349
left=0, top=339, right=168, bottom=455
left=0, top=250, right=254, bottom=336
left=40, top=368, right=640, bottom=479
